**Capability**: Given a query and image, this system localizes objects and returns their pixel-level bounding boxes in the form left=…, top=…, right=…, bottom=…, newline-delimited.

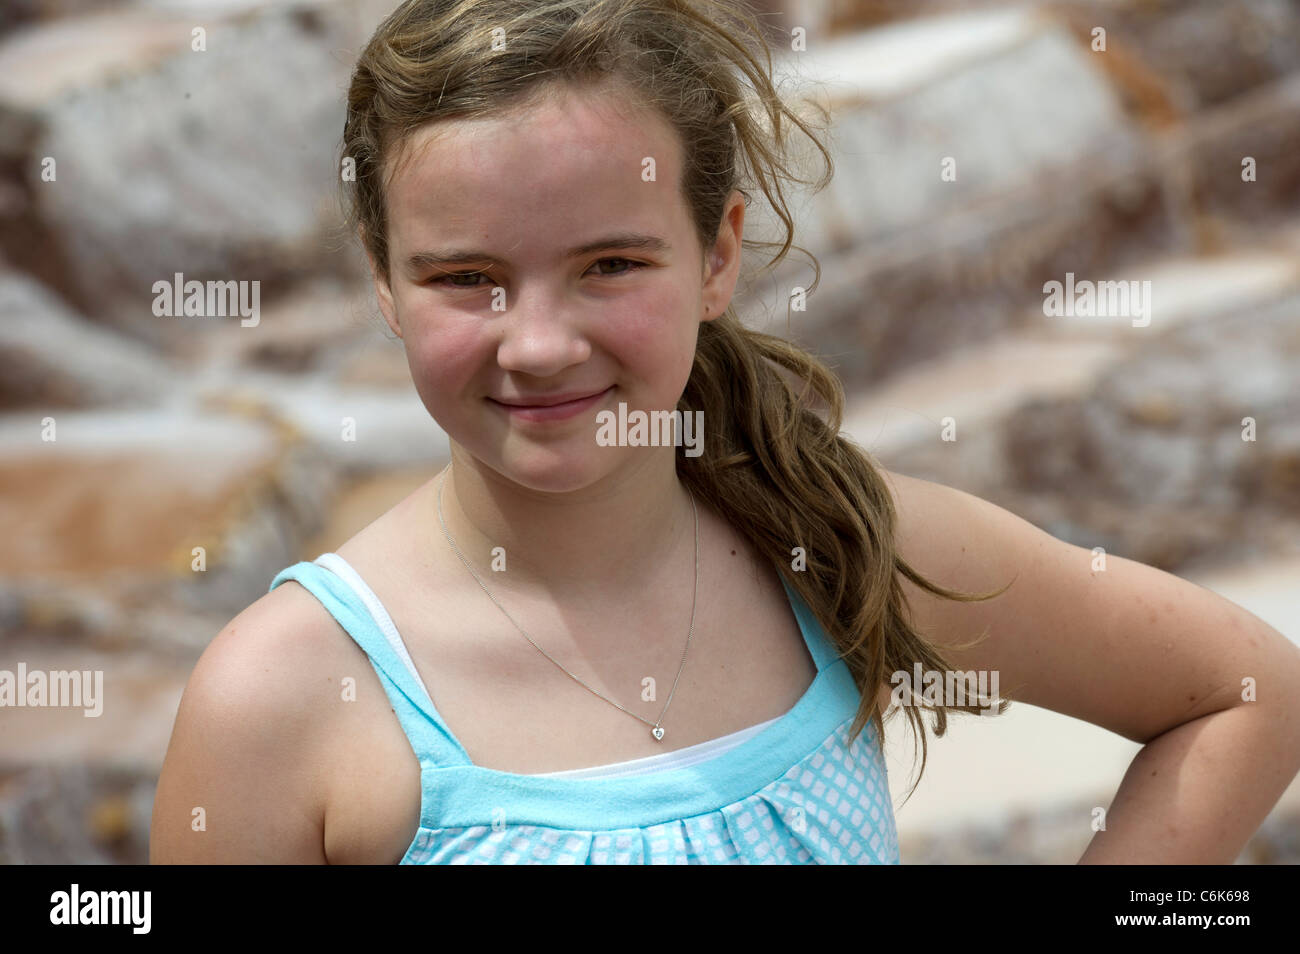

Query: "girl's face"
left=368, top=80, right=743, bottom=495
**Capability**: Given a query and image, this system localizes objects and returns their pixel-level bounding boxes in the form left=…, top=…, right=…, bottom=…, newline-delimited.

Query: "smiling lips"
left=490, top=386, right=614, bottom=422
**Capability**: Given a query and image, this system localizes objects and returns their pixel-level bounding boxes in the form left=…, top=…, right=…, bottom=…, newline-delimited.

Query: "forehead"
left=383, top=83, right=692, bottom=260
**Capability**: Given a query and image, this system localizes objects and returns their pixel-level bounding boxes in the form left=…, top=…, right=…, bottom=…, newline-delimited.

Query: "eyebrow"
left=404, top=233, right=671, bottom=275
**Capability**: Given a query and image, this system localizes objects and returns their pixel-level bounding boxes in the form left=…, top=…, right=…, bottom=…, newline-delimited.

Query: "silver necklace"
left=435, top=469, right=699, bottom=742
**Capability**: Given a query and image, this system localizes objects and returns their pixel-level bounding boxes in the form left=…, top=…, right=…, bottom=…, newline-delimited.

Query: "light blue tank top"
left=269, top=553, right=900, bottom=864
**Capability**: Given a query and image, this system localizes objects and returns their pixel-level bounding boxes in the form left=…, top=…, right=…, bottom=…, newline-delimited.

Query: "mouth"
left=488, top=385, right=614, bottom=423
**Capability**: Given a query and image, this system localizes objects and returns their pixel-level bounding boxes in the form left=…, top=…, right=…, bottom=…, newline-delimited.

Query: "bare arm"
left=880, top=468, right=1300, bottom=863
left=150, top=597, right=332, bottom=864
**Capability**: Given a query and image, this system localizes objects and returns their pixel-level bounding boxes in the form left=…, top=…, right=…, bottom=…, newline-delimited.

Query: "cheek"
left=604, top=284, right=699, bottom=374
left=402, top=312, right=485, bottom=402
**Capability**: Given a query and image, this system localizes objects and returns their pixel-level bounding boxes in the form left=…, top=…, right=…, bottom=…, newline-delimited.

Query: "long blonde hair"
left=339, top=0, right=1014, bottom=798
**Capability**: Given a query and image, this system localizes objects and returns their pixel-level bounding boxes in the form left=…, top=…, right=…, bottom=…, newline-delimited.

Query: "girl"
left=151, top=0, right=1300, bottom=864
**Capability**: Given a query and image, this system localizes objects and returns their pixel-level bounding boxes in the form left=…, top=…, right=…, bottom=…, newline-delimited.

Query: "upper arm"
left=878, top=468, right=1300, bottom=744
left=150, top=591, right=332, bottom=864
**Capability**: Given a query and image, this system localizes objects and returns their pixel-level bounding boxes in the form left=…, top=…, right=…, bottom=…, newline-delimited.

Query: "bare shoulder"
left=876, top=467, right=1006, bottom=575
left=874, top=466, right=1299, bottom=744
left=876, top=468, right=1002, bottom=598
left=191, top=579, right=355, bottom=728
left=874, top=464, right=1085, bottom=655
left=872, top=465, right=1056, bottom=681
left=150, top=580, right=354, bottom=863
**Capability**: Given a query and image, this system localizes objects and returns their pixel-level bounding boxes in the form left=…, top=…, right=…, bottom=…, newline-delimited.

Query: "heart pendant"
left=652, top=726, right=665, bottom=741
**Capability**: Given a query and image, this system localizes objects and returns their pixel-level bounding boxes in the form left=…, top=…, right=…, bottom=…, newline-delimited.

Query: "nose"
left=494, top=284, right=592, bottom=377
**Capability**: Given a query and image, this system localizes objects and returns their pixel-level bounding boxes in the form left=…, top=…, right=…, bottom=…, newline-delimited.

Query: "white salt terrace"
left=840, top=246, right=1300, bottom=459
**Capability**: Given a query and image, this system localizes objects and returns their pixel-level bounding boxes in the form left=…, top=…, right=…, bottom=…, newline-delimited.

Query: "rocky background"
left=1, top=0, right=1297, bottom=864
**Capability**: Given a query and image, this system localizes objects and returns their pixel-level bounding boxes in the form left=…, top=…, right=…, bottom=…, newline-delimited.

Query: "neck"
left=432, top=447, right=697, bottom=602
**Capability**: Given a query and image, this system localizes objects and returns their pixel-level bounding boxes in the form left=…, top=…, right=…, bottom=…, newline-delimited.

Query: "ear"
left=701, top=190, right=745, bottom=322
left=361, top=229, right=402, bottom=339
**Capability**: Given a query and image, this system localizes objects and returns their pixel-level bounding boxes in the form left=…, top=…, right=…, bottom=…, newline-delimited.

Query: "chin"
left=485, top=447, right=617, bottom=496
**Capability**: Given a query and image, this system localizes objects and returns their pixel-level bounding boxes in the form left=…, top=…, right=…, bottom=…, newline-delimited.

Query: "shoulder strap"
left=269, top=560, right=471, bottom=769
left=778, top=574, right=841, bottom=673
